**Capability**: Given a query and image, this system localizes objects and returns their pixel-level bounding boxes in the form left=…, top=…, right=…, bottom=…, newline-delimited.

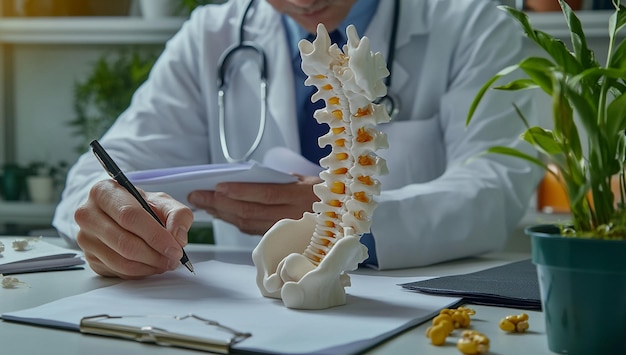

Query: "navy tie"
left=299, top=30, right=345, bottom=165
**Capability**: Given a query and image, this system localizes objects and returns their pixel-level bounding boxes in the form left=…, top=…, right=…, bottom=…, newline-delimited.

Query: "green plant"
left=69, top=48, right=158, bottom=153
left=178, top=0, right=220, bottom=15
left=467, top=0, right=626, bottom=238
left=27, top=160, right=69, bottom=188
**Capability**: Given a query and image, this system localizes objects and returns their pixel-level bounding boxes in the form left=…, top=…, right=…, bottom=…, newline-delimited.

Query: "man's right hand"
left=74, top=179, right=194, bottom=279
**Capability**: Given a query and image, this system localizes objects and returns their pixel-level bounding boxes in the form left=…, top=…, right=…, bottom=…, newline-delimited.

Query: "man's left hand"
left=187, top=175, right=322, bottom=236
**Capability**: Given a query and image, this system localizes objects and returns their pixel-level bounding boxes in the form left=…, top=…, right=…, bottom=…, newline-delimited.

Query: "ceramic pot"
left=0, top=164, right=26, bottom=201
left=526, top=225, right=626, bottom=355
left=524, top=0, right=583, bottom=11
left=138, top=0, right=180, bottom=19
left=26, top=176, right=54, bottom=203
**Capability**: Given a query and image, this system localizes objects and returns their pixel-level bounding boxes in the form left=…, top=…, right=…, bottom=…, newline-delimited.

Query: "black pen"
left=89, top=139, right=195, bottom=274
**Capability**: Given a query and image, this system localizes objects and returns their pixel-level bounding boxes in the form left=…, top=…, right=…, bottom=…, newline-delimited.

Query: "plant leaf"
left=571, top=67, right=626, bottom=86
left=617, top=130, right=626, bottom=164
left=485, top=146, right=551, bottom=171
left=466, top=64, right=518, bottom=126
left=552, top=76, right=584, bottom=161
left=535, top=31, right=584, bottom=75
left=521, top=126, right=563, bottom=155
left=609, top=3, right=626, bottom=43
left=612, top=81, right=626, bottom=96
left=611, top=33, right=626, bottom=70
left=563, top=78, right=599, bottom=137
left=559, top=0, right=595, bottom=68
left=499, top=6, right=582, bottom=75
left=518, top=57, right=556, bottom=94
left=494, top=79, right=539, bottom=91
left=498, top=6, right=537, bottom=42
left=607, top=92, right=626, bottom=139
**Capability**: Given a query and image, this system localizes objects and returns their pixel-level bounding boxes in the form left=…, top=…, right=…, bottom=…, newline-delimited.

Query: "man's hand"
left=74, top=179, right=194, bottom=279
left=188, top=175, right=322, bottom=236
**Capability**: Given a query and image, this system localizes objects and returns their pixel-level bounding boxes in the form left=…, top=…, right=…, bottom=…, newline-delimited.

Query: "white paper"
left=2, top=260, right=460, bottom=354
left=0, top=237, right=84, bottom=274
left=126, top=161, right=298, bottom=207
left=262, top=147, right=324, bottom=176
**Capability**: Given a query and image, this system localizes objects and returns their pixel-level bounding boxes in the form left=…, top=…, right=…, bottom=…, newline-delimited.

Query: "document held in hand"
left=126, top=161, right=298, bottom=207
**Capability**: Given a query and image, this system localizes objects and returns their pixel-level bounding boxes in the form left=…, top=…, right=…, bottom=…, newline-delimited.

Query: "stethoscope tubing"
left=217, top=0, right=268, bottom=163
left=217, top=0, right=399, bottom=163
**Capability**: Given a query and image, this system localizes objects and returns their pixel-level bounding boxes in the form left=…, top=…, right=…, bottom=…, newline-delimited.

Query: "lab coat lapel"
left=238, top=3, right=300, bottom=152
left=365, top=0, right=429, bottom=94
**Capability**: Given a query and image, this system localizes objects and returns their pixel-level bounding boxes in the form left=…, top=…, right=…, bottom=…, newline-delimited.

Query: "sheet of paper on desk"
left=0, top=237, right=85, bottom=275
left=1, top=261, right=461, bottom=354
left=126, top=161, right=298, bottom=207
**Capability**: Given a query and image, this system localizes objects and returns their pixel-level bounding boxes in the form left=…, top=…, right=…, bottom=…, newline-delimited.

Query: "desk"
left=0, top=242, right=552, bottom=354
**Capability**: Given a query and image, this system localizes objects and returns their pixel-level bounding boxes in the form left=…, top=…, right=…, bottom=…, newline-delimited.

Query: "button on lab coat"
left=54, top=0, right=542, bottom=270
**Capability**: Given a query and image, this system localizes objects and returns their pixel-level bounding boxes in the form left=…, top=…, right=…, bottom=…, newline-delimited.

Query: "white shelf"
left=0, top=201, right=56, bottom=225
left=0, top=17, right=186, bottom=44
left=0, top=11, right=618, bottom=45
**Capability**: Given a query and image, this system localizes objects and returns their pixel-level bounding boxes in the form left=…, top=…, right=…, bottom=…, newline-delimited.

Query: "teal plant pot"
left=0, top=164, right=26, bottom=201
left=526, top=225, right=626, bottom=355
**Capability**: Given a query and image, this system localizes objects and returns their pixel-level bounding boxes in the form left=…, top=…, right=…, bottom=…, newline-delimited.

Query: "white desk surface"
left=0, top=238, right=554, bottom=355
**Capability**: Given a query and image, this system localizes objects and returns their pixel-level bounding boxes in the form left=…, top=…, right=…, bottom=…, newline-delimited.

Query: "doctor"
left=53, top=0, right=541, bottom=279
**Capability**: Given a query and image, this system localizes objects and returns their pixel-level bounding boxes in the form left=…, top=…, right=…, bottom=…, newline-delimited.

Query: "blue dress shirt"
left=282, top=0, right=380, bottom=131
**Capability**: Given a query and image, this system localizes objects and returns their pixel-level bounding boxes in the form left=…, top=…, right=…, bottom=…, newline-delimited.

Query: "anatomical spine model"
left=252, top=24, right=390, bottom=310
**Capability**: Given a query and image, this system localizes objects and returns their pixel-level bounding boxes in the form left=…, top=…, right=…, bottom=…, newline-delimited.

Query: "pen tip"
left=184, top=261, right=195, bottom=274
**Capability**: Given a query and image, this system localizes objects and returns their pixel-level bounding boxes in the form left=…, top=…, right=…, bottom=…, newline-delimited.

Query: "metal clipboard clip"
left=80, top=314, right=251, bottom=354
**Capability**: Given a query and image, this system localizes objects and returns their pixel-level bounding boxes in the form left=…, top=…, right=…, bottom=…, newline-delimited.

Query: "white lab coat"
left=53, top=0, right=542, bottom=269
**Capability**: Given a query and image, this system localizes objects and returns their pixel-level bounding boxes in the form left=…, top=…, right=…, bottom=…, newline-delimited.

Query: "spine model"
left=252, top=24, right=389, bottom=310
left=301, top=25, right=390, bottom=265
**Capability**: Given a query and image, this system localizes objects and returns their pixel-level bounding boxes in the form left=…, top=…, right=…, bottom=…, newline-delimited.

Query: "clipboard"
left=79, top=314, right=251, bottom=354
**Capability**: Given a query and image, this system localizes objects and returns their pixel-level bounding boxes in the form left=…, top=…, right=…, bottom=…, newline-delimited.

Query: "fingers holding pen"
left=147, top=191, right=195, bottom=247
left=77, top=227, right=167, bottom=279
left=75, top=205, right=175, bottom=279
left=75, top=180, right=186, bottom=277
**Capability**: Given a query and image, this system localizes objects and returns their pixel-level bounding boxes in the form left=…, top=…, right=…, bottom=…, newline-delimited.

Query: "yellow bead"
left=457, top=330, right=490, bottom=355
left=425, top=323, right=449, bottom=346
left=499, top=319, right=516, bottom=332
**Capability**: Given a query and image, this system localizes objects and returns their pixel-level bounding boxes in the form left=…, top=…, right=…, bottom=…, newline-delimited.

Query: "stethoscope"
left=217, top=0, right=400, bottom=163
